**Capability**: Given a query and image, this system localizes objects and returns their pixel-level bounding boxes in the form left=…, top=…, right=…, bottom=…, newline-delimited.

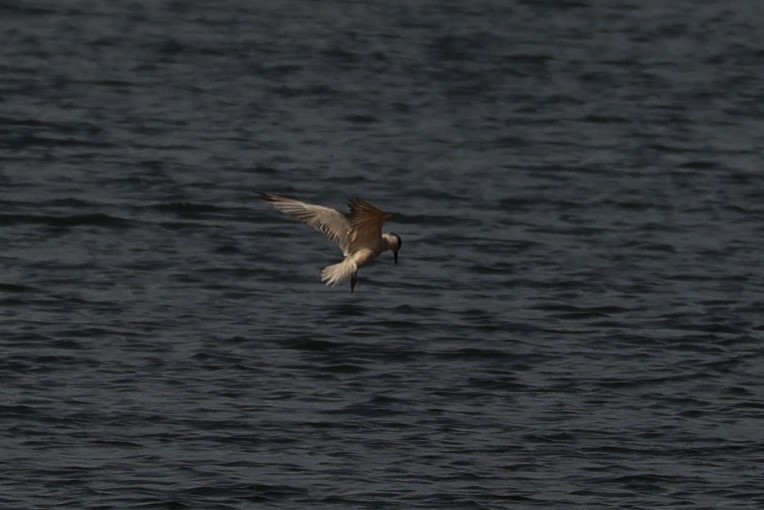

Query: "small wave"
left=149, top=201, right=226, bottom=214
left=0, top=212, right=128, bottom=228
left=0, top=282, right=35, bottom=293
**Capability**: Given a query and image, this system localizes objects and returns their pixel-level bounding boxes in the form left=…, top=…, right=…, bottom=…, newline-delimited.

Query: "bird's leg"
left=350, top=272, right=358, bottom=293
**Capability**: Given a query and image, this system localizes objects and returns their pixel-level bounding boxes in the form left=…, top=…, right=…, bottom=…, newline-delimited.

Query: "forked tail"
left=321, top=258, right=358, bottom=286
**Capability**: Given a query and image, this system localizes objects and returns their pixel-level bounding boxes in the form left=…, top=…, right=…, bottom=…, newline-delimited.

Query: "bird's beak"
left=393, top=251, right=398, bottom=264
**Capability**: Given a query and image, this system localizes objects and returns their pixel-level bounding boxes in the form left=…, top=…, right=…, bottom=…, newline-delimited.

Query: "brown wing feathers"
left=347, top=198, right=391, bottom=228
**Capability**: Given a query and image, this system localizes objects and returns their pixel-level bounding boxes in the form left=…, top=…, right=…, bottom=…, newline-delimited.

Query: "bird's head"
left=384, top=233, right=402, bottom=264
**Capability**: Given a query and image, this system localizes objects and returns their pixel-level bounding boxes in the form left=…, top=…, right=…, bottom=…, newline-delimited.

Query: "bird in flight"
left=261, top=193, right=402, bottom=292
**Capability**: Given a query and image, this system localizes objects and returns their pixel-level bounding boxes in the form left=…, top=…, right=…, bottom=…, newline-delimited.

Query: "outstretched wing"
left=261, top=193, right=352, bottom=252
left=347, top=198, right=392, bottom=250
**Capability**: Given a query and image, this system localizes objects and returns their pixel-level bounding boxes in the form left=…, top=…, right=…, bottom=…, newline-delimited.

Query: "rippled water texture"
left=2, top=1, right=764, bottom=508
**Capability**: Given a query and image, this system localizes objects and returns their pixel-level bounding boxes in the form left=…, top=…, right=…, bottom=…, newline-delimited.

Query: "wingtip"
left=348, top=197, right=391, bottom=221
left=348, top=197, right=378, bottom=211
left=260, top=192, right=282, bottom=203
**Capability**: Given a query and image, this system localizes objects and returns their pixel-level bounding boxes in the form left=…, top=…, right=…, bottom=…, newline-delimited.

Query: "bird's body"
left=261, top=193, right=402, bottom=292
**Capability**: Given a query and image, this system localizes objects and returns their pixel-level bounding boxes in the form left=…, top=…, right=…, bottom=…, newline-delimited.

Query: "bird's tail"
left=321, top=258, right=358, bottom=286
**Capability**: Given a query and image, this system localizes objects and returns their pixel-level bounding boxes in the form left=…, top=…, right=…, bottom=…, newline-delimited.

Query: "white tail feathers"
left=321, top=258, right=358, bottom=286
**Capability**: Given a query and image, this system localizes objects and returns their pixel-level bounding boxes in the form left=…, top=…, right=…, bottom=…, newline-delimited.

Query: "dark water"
left=2, top=1, right=764, bottom=508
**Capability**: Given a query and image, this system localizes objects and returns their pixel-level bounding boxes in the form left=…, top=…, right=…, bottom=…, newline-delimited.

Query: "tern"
left=261, top=193, right=402, bottom=292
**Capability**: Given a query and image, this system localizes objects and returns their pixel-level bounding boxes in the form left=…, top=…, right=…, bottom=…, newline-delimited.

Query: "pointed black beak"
left=393, top=251, right=398, bottom=265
